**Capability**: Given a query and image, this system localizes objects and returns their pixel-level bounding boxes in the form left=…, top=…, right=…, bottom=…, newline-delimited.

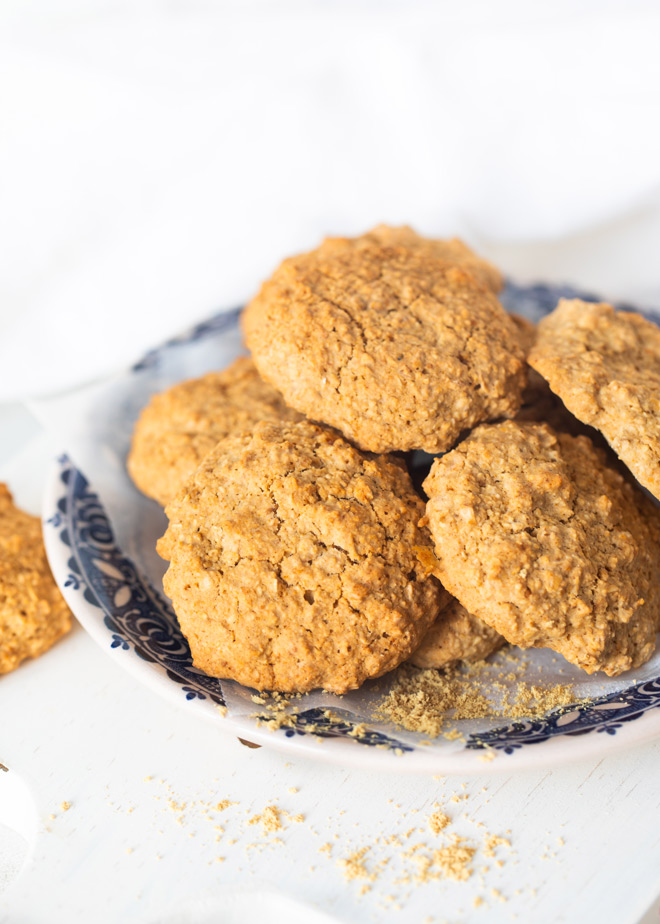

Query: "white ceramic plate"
left=42, top=284, right=660, bottom=774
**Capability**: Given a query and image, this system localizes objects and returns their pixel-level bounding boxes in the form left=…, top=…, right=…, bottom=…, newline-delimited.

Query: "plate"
left=42, top=283, right=660, bottom=774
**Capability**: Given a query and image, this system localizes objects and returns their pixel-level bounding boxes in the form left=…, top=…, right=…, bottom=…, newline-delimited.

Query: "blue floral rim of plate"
left=46, top=280, right=660, bottom=757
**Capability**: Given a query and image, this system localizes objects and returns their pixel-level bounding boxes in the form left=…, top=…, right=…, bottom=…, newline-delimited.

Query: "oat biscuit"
left=410, top=597, right=505, bottom=670
left=127, top=357, right=303, bottom=505
left=528, top=299, right=660, bottom=499
left=0, top=484, right=71, bottom=674
left=157, top=420, right=444, bottom=693
left=243, top=231, right=526, bottom=453
left=423, top=421, right=660, bottom=676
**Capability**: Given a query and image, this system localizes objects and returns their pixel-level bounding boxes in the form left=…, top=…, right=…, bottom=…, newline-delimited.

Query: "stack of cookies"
left=128, top=226, right=660, bottom=694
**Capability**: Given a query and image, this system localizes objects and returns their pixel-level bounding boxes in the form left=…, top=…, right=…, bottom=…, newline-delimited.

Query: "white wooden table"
left=2, top=410, right=660, bottom=924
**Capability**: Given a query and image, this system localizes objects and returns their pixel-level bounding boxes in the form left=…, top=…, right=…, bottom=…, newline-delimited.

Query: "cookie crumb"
left=214, top=800, right=236, bottom=812
left=248, top=804, right=283, bottom=834
left=337, top=847, right=376, bottom=883
left=483, top=834, right=511, bottom=857
left=443, top=728, right=464, bottom=742
left=428, top=809, right=451, bottom=836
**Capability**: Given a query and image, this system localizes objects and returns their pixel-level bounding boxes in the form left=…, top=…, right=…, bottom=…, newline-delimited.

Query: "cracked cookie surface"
left=344, top=224, right=504, bottom=293
left=157, top=420, right=444, bottom=693
left=0, top=484, right=71, bottom=673
left=423, top=421, right=660, bottom=676
left=127, top=357, right=302, bottom=505
left=410, top=597, right=505, bottom=670
left=243, top=229, right=526, bottom=453
left=528, top=298, right=660, bottom=501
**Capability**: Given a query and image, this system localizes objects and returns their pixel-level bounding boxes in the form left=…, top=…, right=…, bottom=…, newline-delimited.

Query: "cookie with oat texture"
left=528, top=298, right=660, bottom=501
left=243, top=229, right=526, bottom=453
left=157, top=420, right=445, bottom=693
left=423, top=420, right=660, bottom=677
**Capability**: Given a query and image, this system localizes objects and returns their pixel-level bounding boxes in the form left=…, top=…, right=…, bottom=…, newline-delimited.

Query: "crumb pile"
left=377, top=665, right=492, bottom=738
left=377, top=660, right=581, bottom=739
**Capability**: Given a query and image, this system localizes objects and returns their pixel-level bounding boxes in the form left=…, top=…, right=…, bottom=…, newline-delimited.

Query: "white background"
left=2, top=0, right=660, bottom=397
left=3, top=3, right=660, bottom=922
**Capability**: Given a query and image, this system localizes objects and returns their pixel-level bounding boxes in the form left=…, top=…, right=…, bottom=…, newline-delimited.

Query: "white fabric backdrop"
left=2, top=0, right=660, bottom=399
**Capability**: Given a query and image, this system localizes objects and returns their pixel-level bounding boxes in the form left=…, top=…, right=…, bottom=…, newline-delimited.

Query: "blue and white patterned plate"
left=42, top=283, right=660, bottom=774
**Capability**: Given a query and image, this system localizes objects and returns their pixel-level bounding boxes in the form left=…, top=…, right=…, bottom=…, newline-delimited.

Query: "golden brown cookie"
left=410, top=597, right=505, bottom=670
left=157, top=420, right=445, bottom=693
left=243, top=230, right=526, bottom=453
left=423, top=421, right=660, bottom=677
left=127, top=357, right=303, bottom=505
left=0, top=484, right=71, bottom=674
left=528, top=299, right=660, bottom=500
